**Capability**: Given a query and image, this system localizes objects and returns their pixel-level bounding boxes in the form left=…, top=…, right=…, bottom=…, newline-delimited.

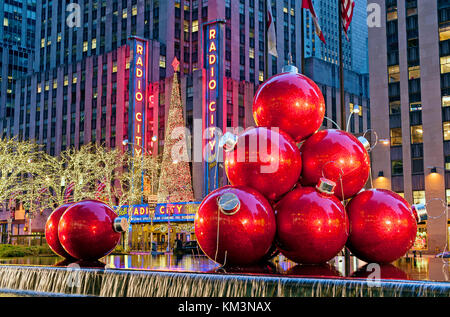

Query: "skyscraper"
left=0, top=0, right=36, bottom=136
left=370, top=0, right=450, bottom=253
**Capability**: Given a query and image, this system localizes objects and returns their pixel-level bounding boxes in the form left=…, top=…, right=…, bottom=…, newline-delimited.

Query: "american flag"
left=341, top=0, right=355, bottom=38
left=95, top=180, right=106, bottom=200
left=266, top=0, right=278, bottom=57
left=302, top=0, right=326, bottom=44
left=64, top=182, right=75, bottom=202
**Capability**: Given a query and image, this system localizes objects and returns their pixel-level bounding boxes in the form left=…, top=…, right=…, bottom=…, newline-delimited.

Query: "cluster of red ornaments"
left=195, top=66, right=424, bottom=266
left=45, top=200, right=128, bottom=261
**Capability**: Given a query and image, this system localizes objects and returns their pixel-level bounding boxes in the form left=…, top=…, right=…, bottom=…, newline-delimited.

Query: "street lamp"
left=379, top=139, right=390, bottom=146
left=346, top=108, right=360, bottom=132
left=427, top=166, right=447, bottom=174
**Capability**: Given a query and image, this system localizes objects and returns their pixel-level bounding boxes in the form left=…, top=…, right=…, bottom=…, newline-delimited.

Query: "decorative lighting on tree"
left=157, top=57, right=195, bottom=203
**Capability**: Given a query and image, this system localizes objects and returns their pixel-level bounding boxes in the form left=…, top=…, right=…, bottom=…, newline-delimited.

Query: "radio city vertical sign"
left=128, top=36, right=149, bottom=156
left=202, top=20, right=226, bottom=196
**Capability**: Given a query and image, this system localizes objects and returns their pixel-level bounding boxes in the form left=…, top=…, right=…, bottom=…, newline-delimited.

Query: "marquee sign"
left=114, top=202, right=201, bottom=223
left=202, top=20, right=226, bottom=197
left=129, top=37, right=149, bottom=157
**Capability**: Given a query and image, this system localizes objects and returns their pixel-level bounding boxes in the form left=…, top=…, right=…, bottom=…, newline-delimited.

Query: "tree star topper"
left=172, top=57, right=180, bottom=72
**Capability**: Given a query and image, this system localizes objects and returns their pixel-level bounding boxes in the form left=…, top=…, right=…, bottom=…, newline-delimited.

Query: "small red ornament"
left=346, top=189, right=418, bottom=264
left=58, top=200, right=128, bottom=260
left=45, top=203, right=75, bottom=259
left=253, top=65, right=325, bottom=142
left=351, top=264, right=409, bottom=280
left=275, top=178, right=349, bottom=264
left=300, top=129, right=371, bottom=200
left=224, top=127, right=302, bottom=201
left=195, top=185, right=276, bottom=266
left=286, top=264, right=342, bottom=278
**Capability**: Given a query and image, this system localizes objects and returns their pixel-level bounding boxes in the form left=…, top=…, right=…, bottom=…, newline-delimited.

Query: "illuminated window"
left=37, top=83, right=42, bottom=93
left=122, top=8, right=127, bottom=19
left=349, top=103, right=354, bottom=113
left=387, top=11, right=398, bottom=21
left=410, top=102, right=422, bottom=112
left=45, top=81, right=49, bottom=91
left=408, top=66, right=420, bottom=79
left=249, top=48, right=254, bottom=59
left=259, top=71, right=264, bottom=82
left=132, top=5, right=137, bottom=16
left=41, top=38, right=45, bottom=48
left=72, top=74, right=77, bottom=84
left=126, top=61, right=130, bottom=70
left=439, top=25, right=450, bottom=42
left=92, top=38, right=97, bottom=49
left=413, top=191, right=426, bottom=205
left=112, top=62, right=118, bottom=73
left=64, top=75, right=68, bottom=86
left=411, top=125, right=423, bottom=144
left=83, top=41, right=88, bottom=52
left=358, top=105, right=363, bottom=116
left=444, top=122, right=450, bottom=141
left=446, top=156, right=450, bottom=170
left=446, top=189, right=450, bottom=205
left=290, top=8, right=295, bottom=16
left=184, top=20, right=189, bottom=32
left=283, top=7, right=288, bottom=13
left=159, top=56, right=166, bottom=68
left=192, top=20, right=198, bottom=33
left=47, top=39, right=51, bottom=46
left=390, top=128, right=402, bottom=146
left=443, top=95, right=450, bottom=107
left=389, top=100, right=401, bottom=114
left=57, top=34, right=62, bottom=42
left=3, top=18, right=8, bottom=26
left=440, top=56, right=450, bottom=74
left=53, top=79, right=57, bottom=89
left=388, top=65, right=400, bottom=83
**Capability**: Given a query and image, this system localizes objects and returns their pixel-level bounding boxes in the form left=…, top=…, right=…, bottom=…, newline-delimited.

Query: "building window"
left=446, top=189, right=450, bottom=205
left=413, top=190, right=426, bottom=205
left=444, top=122, right=450, bottom=141
left=388, top=65, right=400, bottom=83
left=389, top=100, right=401, bottom=114
left=392, top=160, right=403, bottom=175
left=396, top=192, right=405, bottom=199
left=390, top=128, right=402, bottom=146
left=410, top=125, right=423, bottom=144
left=408, top=65, right=420, bottom=79
left=440, top=56, right=450, bottom=74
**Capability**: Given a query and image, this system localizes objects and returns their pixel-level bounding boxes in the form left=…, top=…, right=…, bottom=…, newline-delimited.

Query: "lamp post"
left=346, top=108, right=360, bottom=133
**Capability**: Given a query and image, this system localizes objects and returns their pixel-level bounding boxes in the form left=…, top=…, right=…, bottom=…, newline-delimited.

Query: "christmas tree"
left=157, top=57, right=195, bottom=203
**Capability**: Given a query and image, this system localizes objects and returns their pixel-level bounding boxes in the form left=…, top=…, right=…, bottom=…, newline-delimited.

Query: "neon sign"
left=203, top=20, right=226, bottom=196
left=129, top=37, right=148, bottom=157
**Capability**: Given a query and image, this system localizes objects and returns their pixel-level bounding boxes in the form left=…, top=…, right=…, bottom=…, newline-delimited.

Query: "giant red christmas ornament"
left=45, top=203, right=74, bottom=259
left=300, top=129, right=371, bottom=200
left=195, top=185, right=276, bottom=266
left=58, top=200, right=128, bottom=260
left=223, top=127, right=302, bottom=201
left=252, top=65, right=325, bottom=142
left=346, top=189, right=421, bottom=264
left=275, top=178, right=349, bottom=264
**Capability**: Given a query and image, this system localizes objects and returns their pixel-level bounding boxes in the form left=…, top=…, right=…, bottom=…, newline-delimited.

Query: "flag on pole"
left=95, top=180, right=106, bottom=200
left=266, top=0, right=278, bottom=57
left=341, top=0, right=355, bottom=39
left=64, top=182, right=75, bottom=203
left=302, top=0, right=326, bottom=44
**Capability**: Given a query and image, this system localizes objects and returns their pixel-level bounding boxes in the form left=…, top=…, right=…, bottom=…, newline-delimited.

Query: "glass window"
left=439, top=25, right=450, bottom=42
left=444, top=122, right=450, bottom=141
left=390, top=128, right=402, bottom=146
left=388, top=65, right=400, bottom=83
left=392, top=160, right=403, bottom=175
left=389, top=100, right=401, bottom=114
left=443, top=95, right=450, bottom=107
left=396, top=192, right=405, bottom=199
left=411, top=125, right=423, bottom=144
left=445, top=156, right=450, bottom=170
left=413, top=190, right=426, bottom=205
left=446, top=189, right=450, bottom=205
left=387, top=11, right=398, bottom=21
left=408, top=66, right=420, bottom=79
left=440, top=56, right=450, bottom=74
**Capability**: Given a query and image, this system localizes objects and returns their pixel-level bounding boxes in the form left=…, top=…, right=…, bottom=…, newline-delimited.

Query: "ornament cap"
left=113, top=217, right=129, bottom=233
left=316, top=177, right=336, bottom=195
left=357, top=136, right=371, bottom=152
left=218, top=192, right=241, bottom=215
left=412, top=203, right=428, bottom=223
left=219, top=132, right=238, bottom=152
left=281, top=64, right=299, bottom=74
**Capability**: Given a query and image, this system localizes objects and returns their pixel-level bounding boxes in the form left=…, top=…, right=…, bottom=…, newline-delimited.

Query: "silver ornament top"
left=316, top=177, right=336, bottom=195
left=281, top=64, right=299, bottom=74
left=357, top=136, right=371, bottom=152
left=219, top=132, right=238, bottom=152
left=218, top=192, right=241, bottom=215
left=113, top=217, right=129, bottom=233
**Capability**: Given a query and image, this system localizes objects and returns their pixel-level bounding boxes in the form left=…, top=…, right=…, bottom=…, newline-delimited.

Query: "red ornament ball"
left=45, top=203, right=75, bottom=259
left=275, top=182, right=349, bottom=264
left=195, top=185, right=276, bottom=266
left=224, top=127, right=302, bottom=201
left=58, top=200, right=128, bottom=260
left=300, top=129, right=370, bottom=200
left=346, top=189, right=418, bottom=264
left=253, top=69, right=325, bottom=142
